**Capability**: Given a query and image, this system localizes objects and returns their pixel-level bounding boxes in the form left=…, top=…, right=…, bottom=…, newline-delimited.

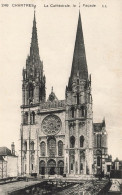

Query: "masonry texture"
left=19, top=11, right=111, bottom=177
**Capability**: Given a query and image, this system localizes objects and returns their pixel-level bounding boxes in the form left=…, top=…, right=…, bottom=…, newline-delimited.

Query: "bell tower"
left=65, top=12, right=94, bottom=175
left=20, top=12, right=46, bottom=176
left=22, top=11, right=46, bottom=106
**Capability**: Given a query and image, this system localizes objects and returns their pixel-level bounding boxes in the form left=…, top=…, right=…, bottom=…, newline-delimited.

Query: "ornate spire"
left=22, top=11, right=46, bottom=104
left=30, top=10, right=39, bottom=59
left=68, top=11, right=88, bottom=89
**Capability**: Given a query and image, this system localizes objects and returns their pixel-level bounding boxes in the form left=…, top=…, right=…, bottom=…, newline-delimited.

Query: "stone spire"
left=68, top=12, right=88, bottom=90
left=22, top=11, right=46, bottom=104
left=30, top=11, right=39, bottom=59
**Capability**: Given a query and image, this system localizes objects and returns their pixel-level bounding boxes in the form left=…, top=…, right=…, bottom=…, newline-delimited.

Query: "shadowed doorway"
left=58, top=160, right=64, bottom=175
left=47, top=159, right=56, bottom=175
left=39, top=160, right=45, bottom=175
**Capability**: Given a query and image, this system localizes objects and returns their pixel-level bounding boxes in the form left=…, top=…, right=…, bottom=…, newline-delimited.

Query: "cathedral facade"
left=20, top=12, right=111, bottom=177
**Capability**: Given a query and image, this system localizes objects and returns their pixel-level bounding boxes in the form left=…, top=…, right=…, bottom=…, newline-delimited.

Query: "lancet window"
left=48, top=137, right=56, bottom=157
left=70, top=136, right=75, bottom=148
left=28, top=83, right=34, bottom=104
left=40, top=142, right=46, bottom=156
left=23, top=112, right=28, bottom=124
left=79, top=106, right=86, bottom=117
left=97, top=134, right=101, bottom=148
left=23, top=141, right=27, bottom=152
left=30, top=141, right=34, bottom=151
left=80, top=136, right=84, bottom=147
left=30, top=111, right=35, bottom=124
left=58, top=141, right=63, bottom=156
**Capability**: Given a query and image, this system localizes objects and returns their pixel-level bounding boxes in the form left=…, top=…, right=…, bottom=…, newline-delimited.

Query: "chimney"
left=11, top=142, right=15, bottom=155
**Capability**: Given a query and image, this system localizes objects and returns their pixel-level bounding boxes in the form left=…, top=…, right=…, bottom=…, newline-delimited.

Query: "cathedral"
left=20, top=11, right=111, bottom=177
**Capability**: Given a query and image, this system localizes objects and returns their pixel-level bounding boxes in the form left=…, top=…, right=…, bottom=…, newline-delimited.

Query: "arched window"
left=24, top=112, right=28, bottom=124
left=69, top=154, right=75, bottom=171
left=97, top=156, right=101, bottom=166
left=80, top=151, right=85, bottom=172
left=77, top=93, right=79, bottom=105
left=71, top=163, right=73, bottom=170
left=40, top=142, right=46, bottom=156
left=80, top=163, right=83, bottom=170
left=23, top=141, right=27, bottom=152
left=30, top=111, right=35, bottom=124
left=48, top=137, right=56, bottom=157
left=70, top=136, right=75, bottom=148
left=29, top=83, right=34, bottom=99
left=80, top=136, right=84, bottom=147
left=30, top=141, right=34, bottom=151
left=58, top=141, right=63, bottom=156
left=71, top=107, right=75, bottom=118
left=80, top=106, right=85, bottom=117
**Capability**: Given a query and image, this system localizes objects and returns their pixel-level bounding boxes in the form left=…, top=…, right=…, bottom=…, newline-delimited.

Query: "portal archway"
left=39, top=160, right=45, bottom=175
left=58, top=160, right=64, bottom=175
left=47, top=159, right=56, bottom=175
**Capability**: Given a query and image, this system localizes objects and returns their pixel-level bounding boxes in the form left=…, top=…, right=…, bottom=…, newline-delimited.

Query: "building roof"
left=0, top=147, right=13, bottom=156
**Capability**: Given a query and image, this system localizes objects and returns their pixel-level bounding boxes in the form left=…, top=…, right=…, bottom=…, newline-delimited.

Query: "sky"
left=0, top=0, right=122, bottom=160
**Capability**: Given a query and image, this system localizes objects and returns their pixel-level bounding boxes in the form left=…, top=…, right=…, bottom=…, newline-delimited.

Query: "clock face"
left=42, top=115, right=61, bottom=135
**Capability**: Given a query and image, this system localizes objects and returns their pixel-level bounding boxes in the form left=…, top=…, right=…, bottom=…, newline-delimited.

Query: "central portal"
left=47, top=159, right=56, bottom=175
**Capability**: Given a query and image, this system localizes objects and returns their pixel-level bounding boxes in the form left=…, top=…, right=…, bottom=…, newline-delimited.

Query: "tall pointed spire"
left=30, top=10, right=39, bottom=59
left=69, top=11, right=88, bottom=87
left=23, top=11, right=46, bottom=104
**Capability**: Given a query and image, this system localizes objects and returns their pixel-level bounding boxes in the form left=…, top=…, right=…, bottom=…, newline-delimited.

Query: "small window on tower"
left=24, top=112, right=28, bottom=125
left=70, top=136, right=75, bottom=148
left=77, top=79, right=79, bottom=85
left=23, top=141, right=27, bottom=152
left=30, top=141, right=34, bottom=151
left=28, top=83, right=34, bottom=103
left=80, top=136, right=84, bottom=147
left=71, top=107, right=75, bottom=118
left=80, top=163, right=83, bottom=170
left=80, top=106, right=85, bottom=117
left=30, top=112, right=35, bottom=124
left=71, top=163, right=73, bottom=170
left=77, top=93, right=79, bottom=105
